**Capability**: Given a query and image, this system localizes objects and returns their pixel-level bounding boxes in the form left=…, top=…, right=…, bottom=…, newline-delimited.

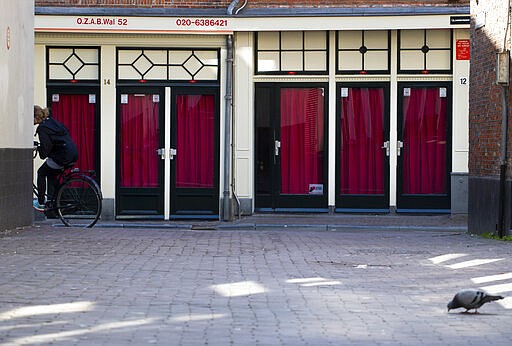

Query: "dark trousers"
left=37, top=162, right=61, bottom=205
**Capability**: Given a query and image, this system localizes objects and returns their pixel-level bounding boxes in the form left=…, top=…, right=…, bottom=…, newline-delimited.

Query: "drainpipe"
left=222, top=0, right=243, bottom=221
left=498, top=85, right=509, bottom=238
left=222, top=34, right=234, bottom=222
left=497, top=2, right=512, bottom=237
left=497, top=50, right=510, bottom=238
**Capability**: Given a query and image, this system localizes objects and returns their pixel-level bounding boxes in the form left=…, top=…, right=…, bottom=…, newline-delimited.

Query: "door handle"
left=156, top=148, right=165, bottom=160
left=381, top=141, right=390, bottom=156
left=156, top=148, right=177, bottom=160
left=169, top=148, right=177, bottom=160
left=397, top=141, right=404, bottom=156
left=274, top=140, right=281, bottom=156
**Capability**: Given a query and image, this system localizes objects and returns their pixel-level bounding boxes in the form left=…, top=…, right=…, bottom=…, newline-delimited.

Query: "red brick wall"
left=35, top=0, right=468, bottom=8
left=469, top=0, right=512, bottom=177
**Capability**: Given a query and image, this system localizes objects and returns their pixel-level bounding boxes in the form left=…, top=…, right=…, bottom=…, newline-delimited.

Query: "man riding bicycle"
left=33, top=105, right=78, bottom=211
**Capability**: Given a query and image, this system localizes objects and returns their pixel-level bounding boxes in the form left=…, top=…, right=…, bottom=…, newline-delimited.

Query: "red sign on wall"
left=456, top=39, right=470, bottom=60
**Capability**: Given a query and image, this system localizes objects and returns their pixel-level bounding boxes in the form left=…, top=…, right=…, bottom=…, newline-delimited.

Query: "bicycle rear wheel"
left=56, top=175, right=102, bottom=228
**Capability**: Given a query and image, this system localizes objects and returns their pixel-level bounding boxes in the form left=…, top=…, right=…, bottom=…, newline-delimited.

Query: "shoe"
left=33, top=200, right=45, bottom=212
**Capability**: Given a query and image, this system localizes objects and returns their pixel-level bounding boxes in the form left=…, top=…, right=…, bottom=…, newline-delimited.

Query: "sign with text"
left=456, top=39, right=470, bottom=60
left=35, top=15, right=233, bottom=34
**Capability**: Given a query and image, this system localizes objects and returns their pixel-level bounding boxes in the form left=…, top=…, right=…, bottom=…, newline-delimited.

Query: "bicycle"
left=33, top=141, right=103, bottom=228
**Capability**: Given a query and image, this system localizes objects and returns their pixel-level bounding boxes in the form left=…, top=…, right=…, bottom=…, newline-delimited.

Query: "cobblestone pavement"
left=1, top=221, right=511, bottom=345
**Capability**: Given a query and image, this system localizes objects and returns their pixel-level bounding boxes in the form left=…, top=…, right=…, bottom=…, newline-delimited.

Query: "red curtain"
left=340, top=88, right=385, bottom=195
left=51, top=94, right=95, bottom=172
left=176, top=94, right=214, bottom=188
left=402, top=87, right=447, bottom=194
left=120, top=94, right=159, bottom=188
left=280, top=88, right=324, bottom=195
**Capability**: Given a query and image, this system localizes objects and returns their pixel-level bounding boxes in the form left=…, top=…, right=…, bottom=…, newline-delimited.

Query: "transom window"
left=117, top=48, right=219, bottom=82
left=337, top=31, right=390, bottom=74
left=398, top=29, right=452, bottom=74
left=47, top=47, right=100, bottom=82
left=256, top=31, right=328, bottom=74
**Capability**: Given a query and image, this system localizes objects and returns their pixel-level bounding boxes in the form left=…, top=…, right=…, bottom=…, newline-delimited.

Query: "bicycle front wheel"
left=56, top=176, right=102, bottom=228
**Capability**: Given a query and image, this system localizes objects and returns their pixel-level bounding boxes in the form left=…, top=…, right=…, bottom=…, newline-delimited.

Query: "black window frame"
left=116, top=47, right=221, bottom=84
left=255, top=31, right=329, bottom=75
left=336, top=30, right=391, bottom=75
left=398, top=29, right=453, bottom=75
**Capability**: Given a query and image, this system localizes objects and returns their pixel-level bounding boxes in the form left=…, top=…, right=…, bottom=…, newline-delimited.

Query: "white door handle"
left=381, top=141, right=390, bottom=156
left=275, top=140, right=281, bottom=156
left=397, top=141, right=404, bottom=156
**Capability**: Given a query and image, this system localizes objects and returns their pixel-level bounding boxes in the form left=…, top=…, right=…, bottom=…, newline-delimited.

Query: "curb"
left=89, top=222, right=467, bottom=232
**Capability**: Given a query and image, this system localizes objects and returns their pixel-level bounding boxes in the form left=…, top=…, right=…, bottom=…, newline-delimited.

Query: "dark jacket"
left=36, top=117, right=78, bottom=167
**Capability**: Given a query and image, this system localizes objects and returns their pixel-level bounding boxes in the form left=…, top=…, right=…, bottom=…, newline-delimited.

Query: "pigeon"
left=447, top=288, right=504, bottom=313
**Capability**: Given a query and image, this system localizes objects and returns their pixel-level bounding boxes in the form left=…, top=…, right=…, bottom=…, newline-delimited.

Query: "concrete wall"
left=0, top=0, right=34, bottom=232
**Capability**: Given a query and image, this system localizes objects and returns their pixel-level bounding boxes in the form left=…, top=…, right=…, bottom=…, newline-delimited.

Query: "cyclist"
left=33, top=105, right=78, bottom=211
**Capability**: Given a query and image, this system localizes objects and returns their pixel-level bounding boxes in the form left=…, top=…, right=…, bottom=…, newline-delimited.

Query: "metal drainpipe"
left=222, top=0, right=241, bottom=221
left=222, top=34, right=234, bottom=222
left=498, top=85, right=509, bottom=238
left=498, top=3, right=512, bottom=237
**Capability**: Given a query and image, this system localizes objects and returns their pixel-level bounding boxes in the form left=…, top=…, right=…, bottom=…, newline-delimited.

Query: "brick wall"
left=469, top=0, right=512, bottom=234
left=35, top=0, right=468, bottom=8
left=469, top=0, right=512, bottom=178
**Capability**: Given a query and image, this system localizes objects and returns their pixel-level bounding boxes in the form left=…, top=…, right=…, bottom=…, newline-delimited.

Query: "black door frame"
left=169, top=86, right=220, bottom=219
left=46, top=86, right=101, bottom=184
left=335, top=82, right=390, bottom=212
left=396, top=82, right=452, bottom=212
left=115, top=87, right=165, bottom=217
left=255, top=82, right=329, bottom=212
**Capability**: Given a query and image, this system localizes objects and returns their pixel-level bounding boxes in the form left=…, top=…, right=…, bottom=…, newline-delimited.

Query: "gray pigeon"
left=447, top=288, right=504, bottom=313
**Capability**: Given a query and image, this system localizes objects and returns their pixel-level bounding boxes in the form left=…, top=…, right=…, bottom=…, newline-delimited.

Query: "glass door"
left=170, top=88, right=219, bottom=218
left=116, top=88, right=164, bottom=216
left=336, top=84, right=390, bottom=211
left=255, top=84, right=328, bottom=211
left=49, top=89, right=99, bottom=178
left=397, top=83, right=451, bottom=211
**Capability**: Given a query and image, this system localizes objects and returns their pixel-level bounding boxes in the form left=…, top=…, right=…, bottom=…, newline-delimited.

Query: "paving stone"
left=1, top=218, right=511, bottom=345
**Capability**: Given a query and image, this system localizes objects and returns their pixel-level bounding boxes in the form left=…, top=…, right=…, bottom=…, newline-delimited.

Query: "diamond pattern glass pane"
left=117, top=49, right=218, bottom=81
left=48, top=47, right=99, bottom=81
left=183, top=55, right=203, bottom=76
left=133, top=54, right=153, bottom=76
